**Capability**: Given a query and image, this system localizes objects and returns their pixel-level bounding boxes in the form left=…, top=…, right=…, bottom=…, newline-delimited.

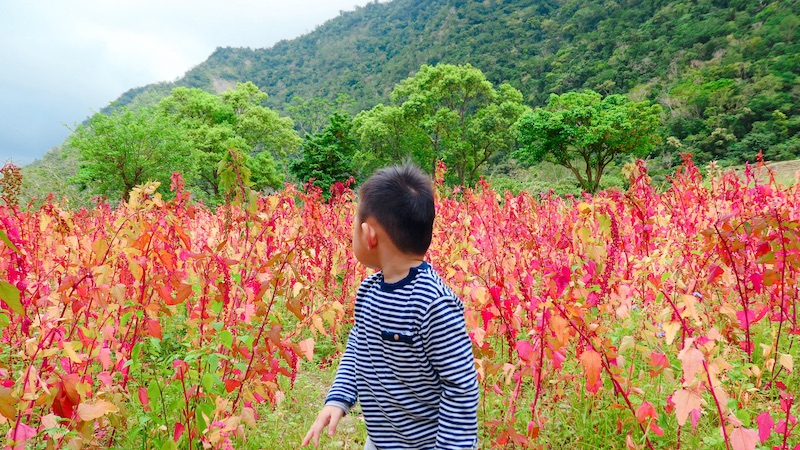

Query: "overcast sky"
left=0, top=0, right=375, bottom=165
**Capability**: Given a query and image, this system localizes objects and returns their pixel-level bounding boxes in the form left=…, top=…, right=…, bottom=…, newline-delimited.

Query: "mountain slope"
left=104, top=0, right=799, bottom=168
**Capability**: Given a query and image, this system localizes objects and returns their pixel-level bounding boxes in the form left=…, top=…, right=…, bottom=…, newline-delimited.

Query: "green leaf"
left=735, top=409, right=751, bottom=427
left=201, top=372, right=215, bottom=395
left=195, top=402, right=215, bottom=432
left=0, top=230, right=19, bottom=254
left=0, top=282, right=24, bottom=317
left=219, top=330, right=233, bottom=350
left=239, top=334, right=254, bottom=349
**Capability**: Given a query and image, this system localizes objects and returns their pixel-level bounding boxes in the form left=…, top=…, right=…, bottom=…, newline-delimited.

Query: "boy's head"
left=356, top=164, right=434, bottom=256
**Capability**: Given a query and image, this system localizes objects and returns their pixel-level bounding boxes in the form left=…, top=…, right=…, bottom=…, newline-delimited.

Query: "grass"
left=231, top=362, right=367, bottom=450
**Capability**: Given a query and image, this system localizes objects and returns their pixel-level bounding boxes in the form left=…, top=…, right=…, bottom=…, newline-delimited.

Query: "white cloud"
left=0, top=0, right=375, bottom=164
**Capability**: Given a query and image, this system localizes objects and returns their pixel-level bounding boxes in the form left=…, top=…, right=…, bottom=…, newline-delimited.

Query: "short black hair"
left=358, top=164, right=434, bottom=255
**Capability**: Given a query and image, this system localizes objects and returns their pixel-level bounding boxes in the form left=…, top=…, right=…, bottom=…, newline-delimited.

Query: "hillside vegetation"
left=16, top=0, right=800, bottom=207
left=114, top=0, right=799, bottom=164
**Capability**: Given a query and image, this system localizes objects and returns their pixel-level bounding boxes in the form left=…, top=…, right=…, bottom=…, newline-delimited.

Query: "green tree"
left=352, top=104, right=430, bottom=180
left=68, top=107, right=192, bottom=201
left=516, top=90, right=662, bottom=193
left=290, top=112, right=357, bottom=196
left=356, top=64, right=528, bottom=185
left=158, top=82, right=301, bottom=203
left=286, top=94, right=354, bottom=136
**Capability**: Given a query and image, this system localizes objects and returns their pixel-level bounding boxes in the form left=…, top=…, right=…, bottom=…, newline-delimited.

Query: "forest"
left=11, top=0, right=800, bottom=207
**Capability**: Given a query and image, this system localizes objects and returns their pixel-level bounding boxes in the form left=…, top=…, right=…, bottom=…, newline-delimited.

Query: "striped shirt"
left=326, top=262, right=479, bottom=450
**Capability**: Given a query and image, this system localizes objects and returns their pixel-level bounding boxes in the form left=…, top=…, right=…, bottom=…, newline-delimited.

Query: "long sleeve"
left=325, top=324, right=360, bottom=413
left=420, top=296, right=480, bottom=450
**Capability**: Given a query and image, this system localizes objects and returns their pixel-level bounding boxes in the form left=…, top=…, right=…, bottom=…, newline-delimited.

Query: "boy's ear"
left=361, top=221, right=378, bottom=250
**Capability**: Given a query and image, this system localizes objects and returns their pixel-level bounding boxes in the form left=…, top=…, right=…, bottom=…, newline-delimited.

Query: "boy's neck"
left=380, top=255, right=425, bottom=284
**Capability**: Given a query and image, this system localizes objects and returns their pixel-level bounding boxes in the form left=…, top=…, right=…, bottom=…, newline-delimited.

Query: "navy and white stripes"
left=326, top=262, right=479, bottom=450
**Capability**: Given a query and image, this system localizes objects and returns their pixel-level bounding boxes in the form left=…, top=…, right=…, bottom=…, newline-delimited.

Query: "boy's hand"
left=302, top=405, right=346, bottom=447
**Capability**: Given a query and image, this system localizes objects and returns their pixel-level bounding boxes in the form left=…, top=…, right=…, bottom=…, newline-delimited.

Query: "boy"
left=302, top=164, right=479, bottom=449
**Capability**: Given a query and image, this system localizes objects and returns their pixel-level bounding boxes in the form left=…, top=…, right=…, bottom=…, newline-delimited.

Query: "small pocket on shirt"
left=380, top=330, right=415, bottom=344
left=380, top=330, right=428, bottom=385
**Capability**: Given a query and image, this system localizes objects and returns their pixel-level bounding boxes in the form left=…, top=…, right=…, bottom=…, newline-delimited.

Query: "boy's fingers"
left=301, top=429, right=313, bottom=447
left=302, top=421, right=322, bottom=447
left=327, top=412, right=342, bottom=437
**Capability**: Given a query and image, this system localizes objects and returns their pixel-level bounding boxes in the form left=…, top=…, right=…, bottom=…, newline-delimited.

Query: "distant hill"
left=110, top=0, right=799, bottom=166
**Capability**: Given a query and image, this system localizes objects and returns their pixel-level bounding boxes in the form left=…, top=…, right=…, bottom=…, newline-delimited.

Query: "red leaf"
left=138, top=387, right=150, bottom=411
left=224, top=379, right=241, bottom=393
left=170, top=283, right=194, bottom=306
left=174, top=422, right=185, bottom=442
left=52, top=373, right=81, bottom=419
left=755, top=411, right=774, bottom=443
left=649, top=352, right=669, bottom=377
left=649, top=422, right=664, bottom=436
left=146, top=318, right=162, bottom=339
left=635, top=401, right=657, bottom=424
left=579, top=349, right=602, bottom=394
left=749, top=273, right=763, bottom=293
left=707, top=264, right=724, bottom=283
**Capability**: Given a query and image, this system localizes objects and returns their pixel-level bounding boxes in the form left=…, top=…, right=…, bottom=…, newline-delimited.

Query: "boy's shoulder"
left=362, top=262, right=460, bottom=303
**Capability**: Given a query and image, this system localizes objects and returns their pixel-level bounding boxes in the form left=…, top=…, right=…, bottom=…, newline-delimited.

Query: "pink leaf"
left=736, top=309, right=756, bottom=330
left=755, top=411, right=774, bottom=443
left=298, top=338, right=314, bottom=362
left=516, top=340, right=533, bottom=362
left=729, top=427, right=758, bottom=450
left=691, top=408, right=701, bottom=432
left=677, top=346, right=704, bottom=384
left=98, top=347, right=111, bottom=371
left=7, top=422, right=37, bottom=447
left=97, top=372, right=112, bottom=388
left=672, top=388, right=702, bottom=426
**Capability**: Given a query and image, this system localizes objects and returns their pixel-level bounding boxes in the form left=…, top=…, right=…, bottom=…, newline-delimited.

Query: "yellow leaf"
left=619, top=336, right=635, bottom=354
left=63, top=342, right=82, bottom=364
left=111, top=284, right=126, bottom=303
left=312, top=315, right=325, bottom=335
left=292, top=282, right=304, bottom=297
left=663, top=322, right=681, bottom=345
left=471, top=287, right=489, bottom=306
left=241, top=407, right=257, bottom=428
left=77, top=399, right=118, bottom=421
left=779, top=354, right=793, bottom=373
left=0, top=387, right=17, bottom=420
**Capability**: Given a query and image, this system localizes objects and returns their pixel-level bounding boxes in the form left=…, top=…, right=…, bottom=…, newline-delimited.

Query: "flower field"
left=0, top=159, right=798, bottom=449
